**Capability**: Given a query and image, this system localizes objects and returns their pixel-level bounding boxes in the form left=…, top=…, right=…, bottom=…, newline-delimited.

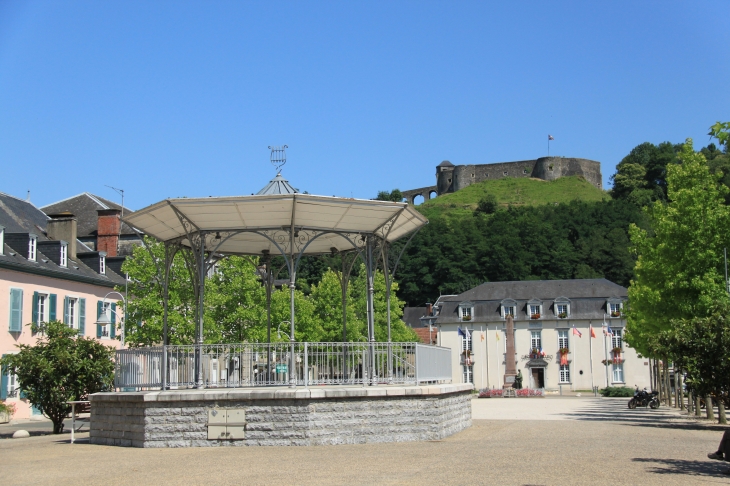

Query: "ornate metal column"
left=365, top=235, right=376, bottom=384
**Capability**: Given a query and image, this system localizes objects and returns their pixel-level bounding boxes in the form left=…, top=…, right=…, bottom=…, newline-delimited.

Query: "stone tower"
left=436, top=160, right=455, bottom=195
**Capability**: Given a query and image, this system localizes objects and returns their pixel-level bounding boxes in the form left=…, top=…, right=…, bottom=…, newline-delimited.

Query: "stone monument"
left=503, top=315, right=517, bottom=389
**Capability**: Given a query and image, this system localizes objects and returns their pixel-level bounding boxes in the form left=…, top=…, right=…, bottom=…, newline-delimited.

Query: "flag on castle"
left=572, top=325, right=582, bottom=337
left=548, top=134, right=554, bottom=140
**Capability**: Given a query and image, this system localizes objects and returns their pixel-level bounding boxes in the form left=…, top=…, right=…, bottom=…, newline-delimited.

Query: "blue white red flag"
left=457, top=327, right=466, bottom=338
left=605, top=325, right=614, bottom=337
left=572, top=326, right=582, bottom=338
left=548, top=135, right=554, bottom=140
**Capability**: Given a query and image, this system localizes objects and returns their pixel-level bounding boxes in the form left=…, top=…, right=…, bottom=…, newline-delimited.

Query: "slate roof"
left=1, top=192, right=125, bottom=287
left=0, top=244, right=126, bottom=288
left=437, top=160, right=455, bottom=167
left=0, top=192, right=50, bottom=238
left=41, top=193, right=137, bottom=237
left=256, top=173, right=299, bottom=195
left=403, top=306, right=427, bottom=328
left=434, top=279, right=627, bottom=324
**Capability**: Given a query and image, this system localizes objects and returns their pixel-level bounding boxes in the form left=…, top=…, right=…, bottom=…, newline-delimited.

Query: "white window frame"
left=460, top=305, right=473, bottom=321
left=529, top=304, right=541, bottom=318
left=37, top=293, right=49, bottom=323
left=28, top=235, right=37, bottom=262
left=6, top=369, right=18, bottom=398
left=67, top=297, right=78, bottom=329
left=462, top=364, right=474, bottom=384
left=556, top=303, right=569, bottom=318
left=558, top=329, right=569, bottom=350
left=461, top=330, right=473, bottom=352
left=612, top=362, right=624, bottom=383
left=530, top=331, right=542, bottom=351
left=60, top=243, right=68, bottom=268
left=559, top=364, right=571, bottom=383
left=100, top=302, right=112, bottom=338
left=99, top=256, right=106, bottom=275
left=502, top=306, right=515, bottom=318
left=612, top=329, right=623, bottom=350
left=609, top=302, right=622, bottom=317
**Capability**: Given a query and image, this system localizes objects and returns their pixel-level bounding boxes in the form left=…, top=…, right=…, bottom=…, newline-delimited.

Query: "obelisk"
left=503, top=314, right=517, bottom=389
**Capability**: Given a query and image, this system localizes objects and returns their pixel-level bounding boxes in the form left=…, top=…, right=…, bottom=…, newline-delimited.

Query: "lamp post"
left=94, top=291, right=127, bottom=347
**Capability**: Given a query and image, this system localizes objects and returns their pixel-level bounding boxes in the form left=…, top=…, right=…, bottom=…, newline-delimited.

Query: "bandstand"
left=90, top=169, right=473, bottom=447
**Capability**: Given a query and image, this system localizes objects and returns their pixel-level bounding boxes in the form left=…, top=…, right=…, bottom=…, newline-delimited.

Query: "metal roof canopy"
left=123, top=191, right=427, bottom=390
left=124, top=193, right=427, bottom=256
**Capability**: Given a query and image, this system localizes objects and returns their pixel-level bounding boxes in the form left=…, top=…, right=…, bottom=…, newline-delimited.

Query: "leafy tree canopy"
left=0, top=321, right=115, bottom=433
left=376, top=189, right=404, bottom=202
left=626, top=138, right=730, bottom=355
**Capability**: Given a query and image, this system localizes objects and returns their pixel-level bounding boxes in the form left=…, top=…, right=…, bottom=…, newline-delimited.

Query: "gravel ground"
left=1, top=397, right=728, bottom=485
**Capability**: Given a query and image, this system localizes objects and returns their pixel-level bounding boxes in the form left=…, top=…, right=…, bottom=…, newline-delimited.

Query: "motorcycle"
left=628, top=386, right=660, bottom=409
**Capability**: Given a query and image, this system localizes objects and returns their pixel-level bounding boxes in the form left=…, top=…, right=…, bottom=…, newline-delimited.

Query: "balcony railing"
left=114, top=342, right=452, bottom=390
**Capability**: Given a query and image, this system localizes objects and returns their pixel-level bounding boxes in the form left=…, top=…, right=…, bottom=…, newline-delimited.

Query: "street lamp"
left=94, top=291, right=127, bottom=347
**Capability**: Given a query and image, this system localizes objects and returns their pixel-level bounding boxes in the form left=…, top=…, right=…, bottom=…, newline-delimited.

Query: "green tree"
left=475, top=193, right=499, bottom=214
left=376, top=189, right=404, bottom=202
left=626, top=139, right=730, bottom=355
left=0, top=321, right=115, bottom=433
left=610, top=141, right=681, bottom=204
left=309, top=269, right=363, bottom=342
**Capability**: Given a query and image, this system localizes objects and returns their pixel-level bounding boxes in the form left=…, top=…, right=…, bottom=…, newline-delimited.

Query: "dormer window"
left=28, top=235, right=37, bottom=261
left=608, top=299, right=623, bottom=318
left=501, top=299, right=516, bottom=319
left=99, top=255, right=106, bottom=275
left=554, top=297, right=571, bottom=318
left=528, top=299, right=542, bottom=319
left=459, top=302, right=474, bottom=321
left=60, top=243, right=68, bottom=268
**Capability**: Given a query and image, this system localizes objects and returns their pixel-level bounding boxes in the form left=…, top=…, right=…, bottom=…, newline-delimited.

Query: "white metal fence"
left=115, top=342, right=452, bottom=390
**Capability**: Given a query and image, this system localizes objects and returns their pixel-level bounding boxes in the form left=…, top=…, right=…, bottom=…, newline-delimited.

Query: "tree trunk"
left=718, top=400, right=727, bottom=425
left=695, top=396, right=702, bottom=416
left=677, top=372, right=683, bottom=410
left=688, top=390, right=693, bottom=414
left=706, top=396, right=715, bottom=421
left=666, top=362, right=672, bottom=406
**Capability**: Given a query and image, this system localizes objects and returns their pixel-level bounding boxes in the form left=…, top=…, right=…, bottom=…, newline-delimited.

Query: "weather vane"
left=268, top=145, right=288, bottom=173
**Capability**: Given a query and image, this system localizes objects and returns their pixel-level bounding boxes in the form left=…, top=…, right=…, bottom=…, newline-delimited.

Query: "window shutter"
left=9, top=289, right=23, bottom=332
left=97, top=301, right=103, bottom=338
left=32, top=292, right=39, bottom=325
left=49, top=294, right=57, bottom=321
left=63, top=296, right=70, bottom=325
left=78, top=298, right=86, bottom=336
left=1, top=354, right=7, bottom=400
left=110, top=303, right=117, bottom=339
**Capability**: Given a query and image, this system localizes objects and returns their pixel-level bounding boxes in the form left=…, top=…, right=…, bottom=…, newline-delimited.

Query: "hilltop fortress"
left=402, top=157, right=603, bottom=204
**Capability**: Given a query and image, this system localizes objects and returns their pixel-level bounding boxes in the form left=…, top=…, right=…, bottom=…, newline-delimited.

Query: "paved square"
left=1, top=397, right=727, bottom=485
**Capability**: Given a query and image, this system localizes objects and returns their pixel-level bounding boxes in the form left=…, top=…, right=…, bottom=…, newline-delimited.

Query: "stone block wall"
left=90, top=384, right=473, bottom=448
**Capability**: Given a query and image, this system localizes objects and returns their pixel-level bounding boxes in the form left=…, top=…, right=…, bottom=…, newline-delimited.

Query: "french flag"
left=572, top=326, right=582, bottom=338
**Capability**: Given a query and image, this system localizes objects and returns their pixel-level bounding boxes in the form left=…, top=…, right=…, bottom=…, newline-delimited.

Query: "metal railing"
left=115, top=342, right=452, bottom=390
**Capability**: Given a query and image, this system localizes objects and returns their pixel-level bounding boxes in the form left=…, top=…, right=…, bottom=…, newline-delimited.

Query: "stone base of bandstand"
left=89, top=383, right=473, bottom=448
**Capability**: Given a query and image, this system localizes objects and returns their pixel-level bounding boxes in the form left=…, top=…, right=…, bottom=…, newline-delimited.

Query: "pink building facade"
left=1, top=191, right=127, bottom=421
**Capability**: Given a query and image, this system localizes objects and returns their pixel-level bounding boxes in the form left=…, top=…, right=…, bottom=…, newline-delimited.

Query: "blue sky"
left=1, top=1, right=728, bottom=210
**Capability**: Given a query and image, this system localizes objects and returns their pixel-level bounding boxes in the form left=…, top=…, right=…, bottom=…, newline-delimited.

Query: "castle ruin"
left=402, top=157, right=603, bottom=204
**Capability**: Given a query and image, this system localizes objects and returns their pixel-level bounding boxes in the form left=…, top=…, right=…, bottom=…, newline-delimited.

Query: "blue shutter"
left=1, top=354, right=7, bottom=400
left=32, top=292, right=39, bottom=325
left=49, top=294, right=57, bottom=321
left=78, top=298, right=86, bottom=336
left=63, top=296, right=70, bottom=325
left=97, top=301, right=103, bottom=338
left=111, top=303, right=117, bottom=339
left=9, top=289, right=23, bottom=332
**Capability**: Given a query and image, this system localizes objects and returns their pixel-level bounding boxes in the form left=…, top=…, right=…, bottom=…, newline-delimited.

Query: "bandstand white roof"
left=124, top=193, right=428, bottom=255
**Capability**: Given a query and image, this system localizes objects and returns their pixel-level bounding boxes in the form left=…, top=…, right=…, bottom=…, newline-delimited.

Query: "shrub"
left=478, top=388, right=504, bottom=398
left=599, top=386, right=634, bottom=397
left=0, top=401, right=16, bottom=416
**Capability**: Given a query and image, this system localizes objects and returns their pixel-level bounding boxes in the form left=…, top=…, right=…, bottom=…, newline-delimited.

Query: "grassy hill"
left=416, top=176, right=610, bottom=219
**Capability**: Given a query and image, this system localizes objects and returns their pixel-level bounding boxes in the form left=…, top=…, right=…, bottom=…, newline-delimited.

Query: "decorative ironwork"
left=268, top=145, right=288, bottom=172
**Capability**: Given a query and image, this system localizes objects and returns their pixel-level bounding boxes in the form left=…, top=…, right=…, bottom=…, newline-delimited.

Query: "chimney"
left=47, top=213, right=77, bottom=258
left=426, top=303, right=433, bottom=316
left=97, top=209, right=121, bottom=257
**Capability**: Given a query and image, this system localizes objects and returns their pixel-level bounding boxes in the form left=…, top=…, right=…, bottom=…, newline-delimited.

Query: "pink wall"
left=1, top=268, right=124, bottom=420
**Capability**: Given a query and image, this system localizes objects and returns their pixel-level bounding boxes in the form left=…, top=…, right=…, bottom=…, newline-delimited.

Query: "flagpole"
left=573, top=328, right=577, bottom=392
left=603, top=314, right=609, bottom=387
left=482, top=326, right=489, bottom=389
left=589, top=323, right=595, bottom=392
